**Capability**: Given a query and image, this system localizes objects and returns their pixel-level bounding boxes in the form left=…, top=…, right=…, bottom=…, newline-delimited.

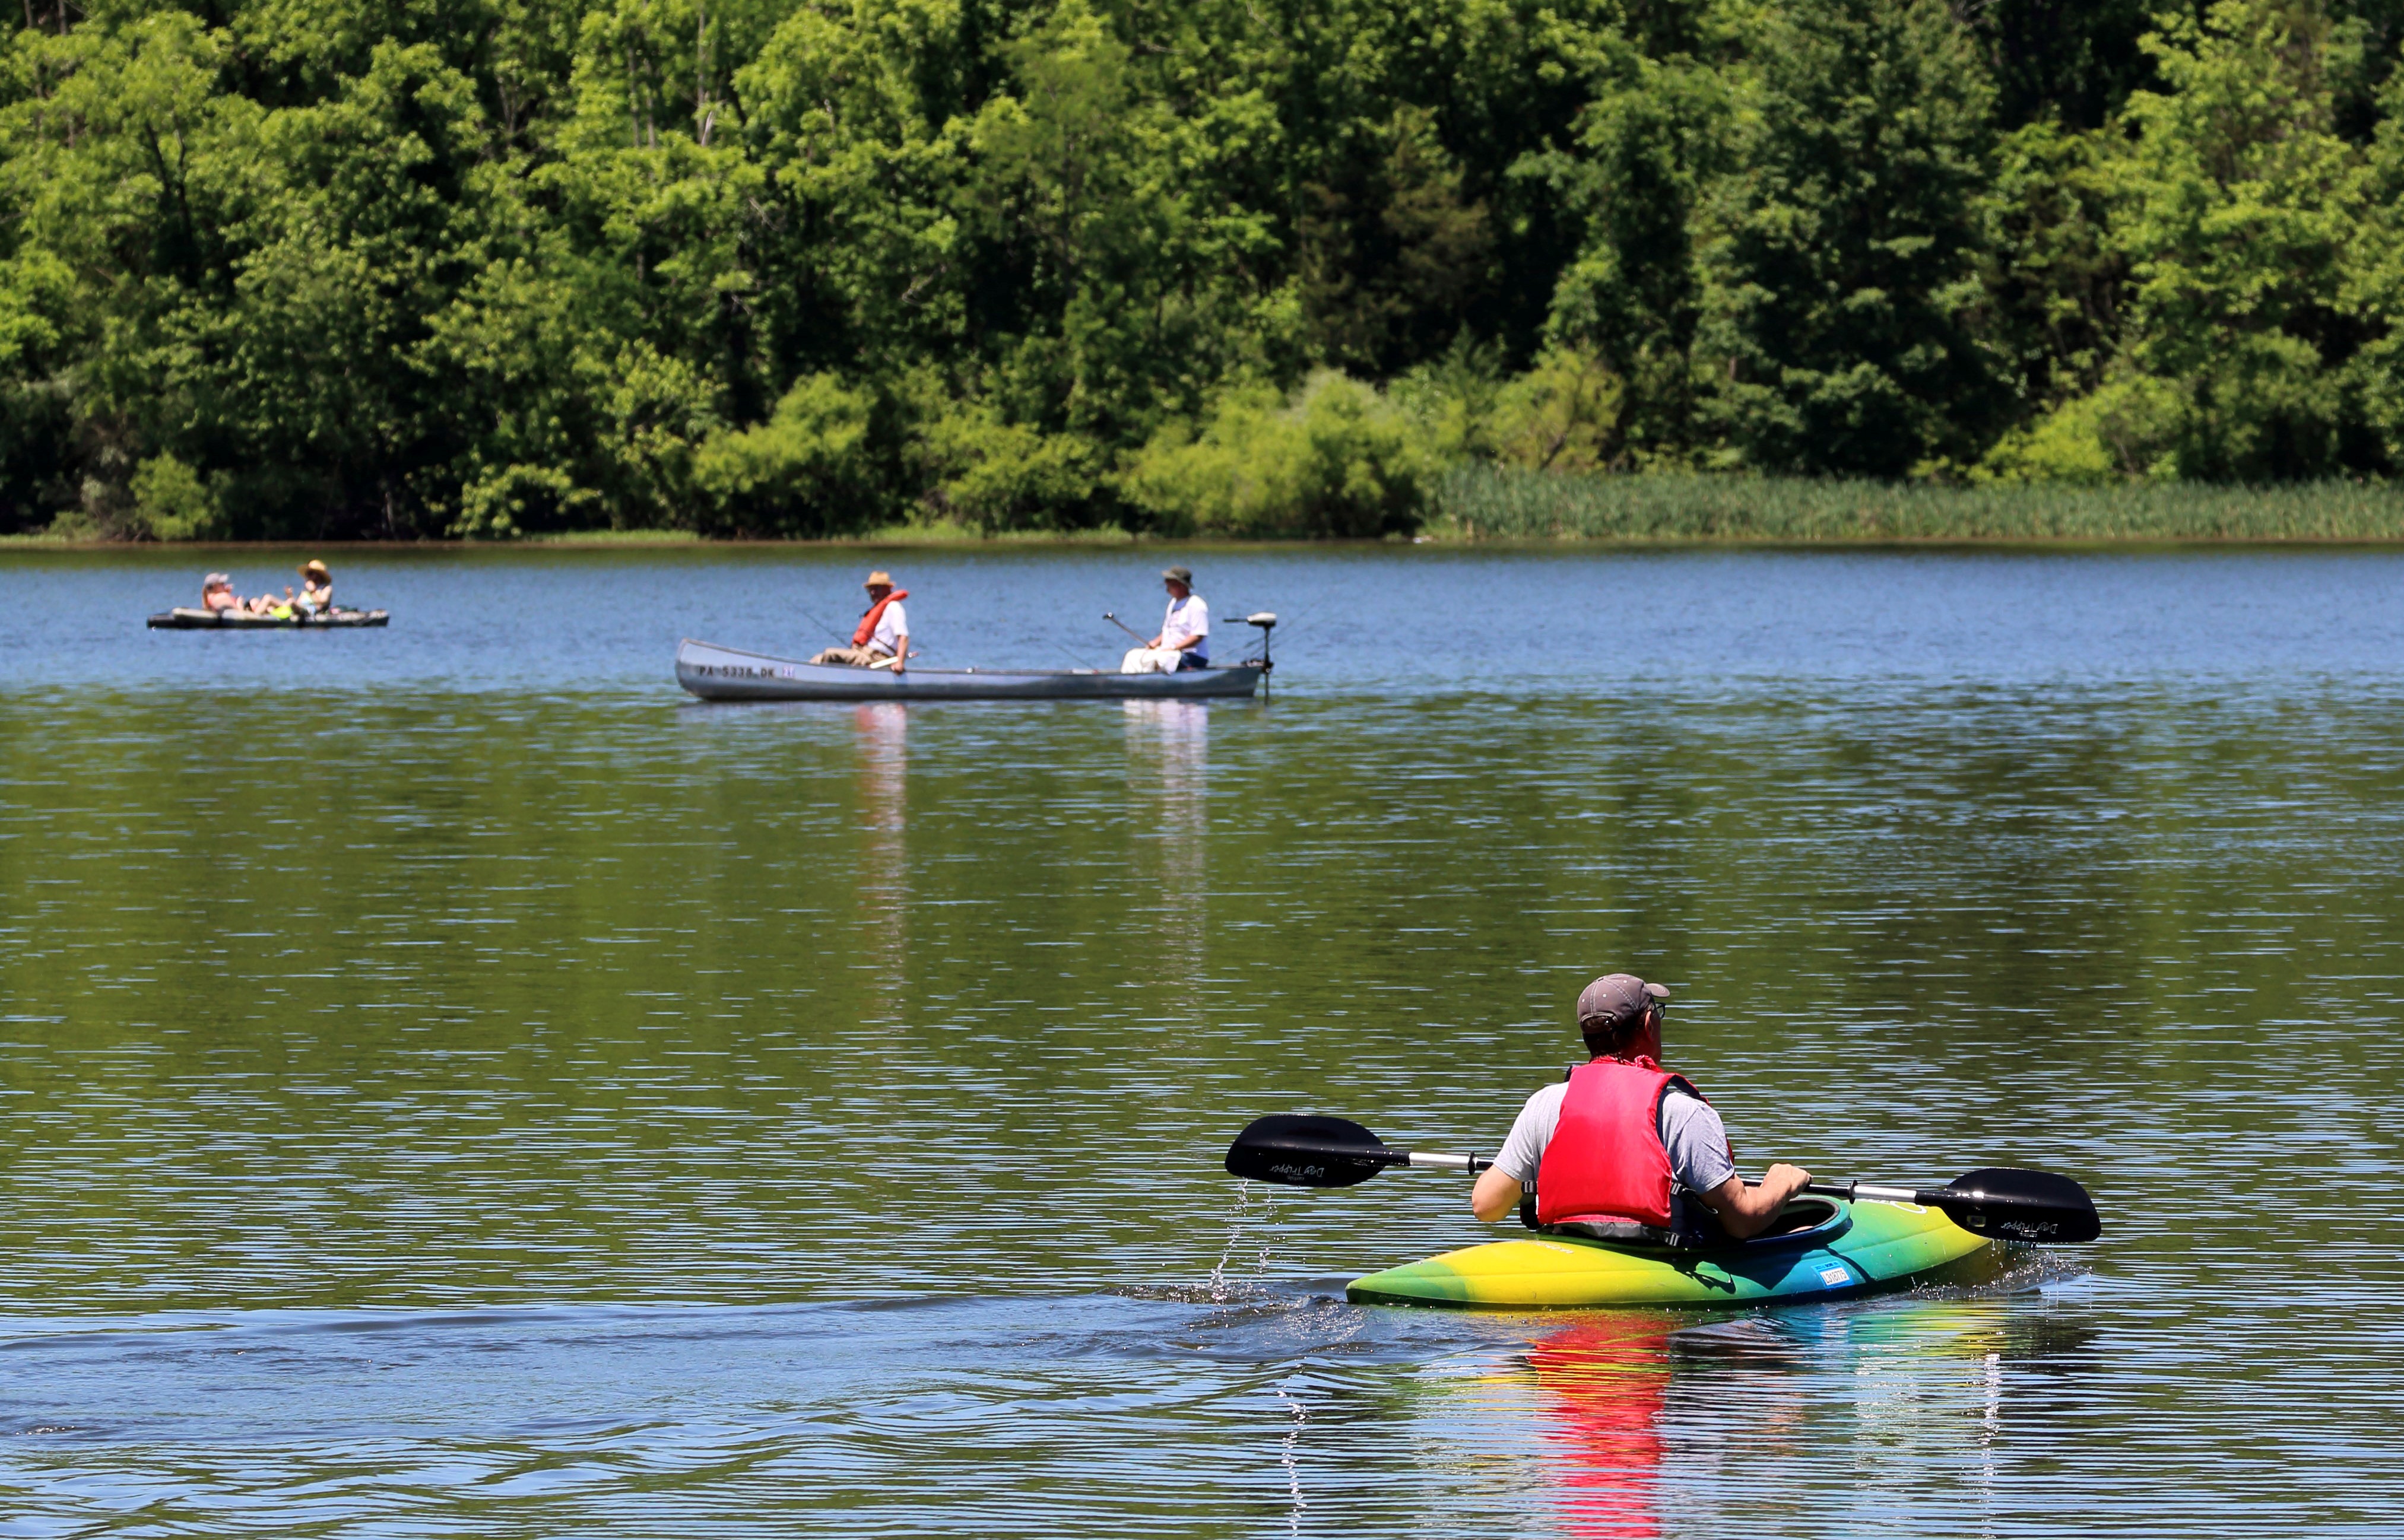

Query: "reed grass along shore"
left=1424, top=469, right=2404, bottom=544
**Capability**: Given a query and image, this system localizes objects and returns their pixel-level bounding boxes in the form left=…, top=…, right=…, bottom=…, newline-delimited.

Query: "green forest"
left=5, top=0, right=2403, bottom=539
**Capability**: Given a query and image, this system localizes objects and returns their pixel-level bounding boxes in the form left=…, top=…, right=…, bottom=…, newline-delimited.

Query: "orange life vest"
left=1535, top=1056, right=1718, bottom=1228
left=852, top=589, right=908, bottom=648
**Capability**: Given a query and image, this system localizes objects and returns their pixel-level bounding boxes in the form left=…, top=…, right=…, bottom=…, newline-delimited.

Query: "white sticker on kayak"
left=1819, top=1266, right=1851, bottom=1286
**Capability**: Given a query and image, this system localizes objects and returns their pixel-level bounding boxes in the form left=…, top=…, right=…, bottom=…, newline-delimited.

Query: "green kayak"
left=1347, top=1196, right=1991, bottom=1309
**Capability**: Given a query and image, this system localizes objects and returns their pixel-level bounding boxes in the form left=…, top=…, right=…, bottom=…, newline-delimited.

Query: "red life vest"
left=1536, top=1056, right=1717, bottom=1228
left=852, top=589, right=909, bottom=648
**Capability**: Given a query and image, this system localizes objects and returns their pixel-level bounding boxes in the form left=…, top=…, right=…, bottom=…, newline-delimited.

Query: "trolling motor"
left=1243, top=612, right=1277, bottom=674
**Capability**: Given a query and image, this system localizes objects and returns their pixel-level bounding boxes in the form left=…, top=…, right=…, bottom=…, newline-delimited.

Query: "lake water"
left=2, top=543, right=2402, bottom=1536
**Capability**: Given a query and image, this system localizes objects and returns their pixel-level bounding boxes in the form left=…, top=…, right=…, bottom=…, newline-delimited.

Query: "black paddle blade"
left=1939, top=1167, right=2101, bottom=1244
left=1225, top=1114, right=1397, bottom=1187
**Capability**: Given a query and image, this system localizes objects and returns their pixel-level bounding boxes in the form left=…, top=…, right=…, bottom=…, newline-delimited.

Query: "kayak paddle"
left=1817, top=1168, right=2101, bottom=1243
left=1223, top=1113, right=1493, bottom=1187
left=1223, top=1114, right=2100, bottom=1243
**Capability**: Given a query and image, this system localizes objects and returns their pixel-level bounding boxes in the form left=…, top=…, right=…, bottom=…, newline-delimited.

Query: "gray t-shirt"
left=1492, top=1079, right=1737, bottom=1196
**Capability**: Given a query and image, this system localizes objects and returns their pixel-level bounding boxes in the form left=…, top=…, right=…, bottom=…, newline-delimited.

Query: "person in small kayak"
left=1469, top=973, right=1812, bottom=1241
left=811, top=570, right=910, bottom=671
left=1120, top=565, right=1209, bottom=673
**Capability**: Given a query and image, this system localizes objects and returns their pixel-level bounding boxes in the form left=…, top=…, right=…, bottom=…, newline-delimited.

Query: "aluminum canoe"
left=675, top=637, right=1266, bottom=701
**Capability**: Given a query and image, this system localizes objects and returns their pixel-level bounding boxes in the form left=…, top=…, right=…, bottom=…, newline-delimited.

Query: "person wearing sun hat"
left=293, top=559, right=334, bottom=615
left=1466, top=972, right=1813, bottom=1243
left=811, top=570, right=911, bottom=671
left=200, top=572, right=243, bottom=613
left=1118, top=564, right=1209, bottom=674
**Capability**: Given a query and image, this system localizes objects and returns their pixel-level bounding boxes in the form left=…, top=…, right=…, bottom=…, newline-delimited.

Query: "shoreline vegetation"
left=1421, top=471, right=2404, bottom=543
left=11, top=475, right=2404, bottom=548
left=12, top=1, right=2404, bottom=546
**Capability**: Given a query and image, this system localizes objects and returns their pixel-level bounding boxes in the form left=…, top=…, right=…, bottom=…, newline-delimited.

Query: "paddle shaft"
left=1261, top=1145, right=1911, bottom=1196
left=1406, top=1150, right=1488, bottom=1173
left=1238, top=1135, right=1490, bottom=1174
left=1224, top=1114, right=2099, bottom=1241
left=1231, top=1140, right=2021, bottom=1199
left=1809, top=1179, right=2032, bottom=1210
left=1303, top=1143, right=2064, bottom=1220
left=1699, top=1174, right=2095, bottom=1232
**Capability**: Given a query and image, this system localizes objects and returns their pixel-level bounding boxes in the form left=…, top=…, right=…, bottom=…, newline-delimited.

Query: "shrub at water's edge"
left=1426, top=466, right=2404, bottom=542
left=1122, top=374, right=1433, bottom=539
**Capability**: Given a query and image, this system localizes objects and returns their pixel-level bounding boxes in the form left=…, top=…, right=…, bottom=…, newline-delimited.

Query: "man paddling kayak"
left=1469, top=973, right=1812, bottom=1241
left=811, top=570, right=911, bottom=672
left=1120, top=566, right=1208, bottom=674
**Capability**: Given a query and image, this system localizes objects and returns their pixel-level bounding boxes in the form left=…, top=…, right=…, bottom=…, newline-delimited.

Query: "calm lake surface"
left=3, top=544, right=2402, bottom=1536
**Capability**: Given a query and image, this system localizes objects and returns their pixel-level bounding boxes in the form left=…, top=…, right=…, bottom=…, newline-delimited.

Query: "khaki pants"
left=811, top=646, right=893, bottom=668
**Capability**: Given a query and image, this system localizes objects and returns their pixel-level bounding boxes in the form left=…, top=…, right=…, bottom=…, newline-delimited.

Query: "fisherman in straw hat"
left=1119, top=565, right=1209, bottom=674
left=811, top=570, right=912, bottom=672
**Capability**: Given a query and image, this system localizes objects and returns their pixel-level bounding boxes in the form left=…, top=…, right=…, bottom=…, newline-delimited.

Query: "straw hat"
left=864, top=570, right=894, bottom=589
left=299, top=559, right=330, bottom=581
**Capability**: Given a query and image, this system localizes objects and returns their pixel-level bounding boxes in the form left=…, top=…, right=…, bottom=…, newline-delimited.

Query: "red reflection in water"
left=1527, top=1315, right=1680, bottom=1540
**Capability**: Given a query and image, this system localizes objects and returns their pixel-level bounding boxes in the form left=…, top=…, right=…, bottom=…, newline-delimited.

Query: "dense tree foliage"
left=4, top=0, right=2403, bottom=537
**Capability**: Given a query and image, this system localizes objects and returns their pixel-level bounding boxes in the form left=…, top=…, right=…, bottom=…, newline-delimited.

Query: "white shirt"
left=1161, top=594, right=1207, bottom=658
left=870, top=599, right=908, bottom=655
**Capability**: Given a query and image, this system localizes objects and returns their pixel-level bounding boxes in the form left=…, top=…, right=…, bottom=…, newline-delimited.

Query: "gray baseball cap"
left=1577, top=973, right=1670, bottom=1030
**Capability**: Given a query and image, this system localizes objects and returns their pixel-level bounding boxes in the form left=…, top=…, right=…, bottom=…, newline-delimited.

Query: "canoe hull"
left=148, top=608, right=389, bottom=630
left=1346, top=1199, right=1991, bottom=1310
left=676, top=638, right=1265, bottom=702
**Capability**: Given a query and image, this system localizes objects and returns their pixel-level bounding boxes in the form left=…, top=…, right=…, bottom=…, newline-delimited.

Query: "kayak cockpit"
left=1743, top=1194, right=1847, bottom=1243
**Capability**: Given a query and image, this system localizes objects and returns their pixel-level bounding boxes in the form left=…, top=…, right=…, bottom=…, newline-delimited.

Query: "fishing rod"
left=1223, top=1114, right=2102, bottom=1244
left=1015, top=615, right=1103, bottom=670
left=1050, top=640, right=1106, bottom=671
left=1103, top=611, right=1149, bottom=645
left=795, top=599, right=855, bottom=646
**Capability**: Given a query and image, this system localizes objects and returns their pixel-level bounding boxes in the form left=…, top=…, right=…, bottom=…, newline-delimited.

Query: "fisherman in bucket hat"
left=1119, top=565, right=1210, bottom=674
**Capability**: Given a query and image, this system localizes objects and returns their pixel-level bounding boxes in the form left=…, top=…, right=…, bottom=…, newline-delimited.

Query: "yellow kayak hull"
left=1346, top=1199, right=1991, bottom=1309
